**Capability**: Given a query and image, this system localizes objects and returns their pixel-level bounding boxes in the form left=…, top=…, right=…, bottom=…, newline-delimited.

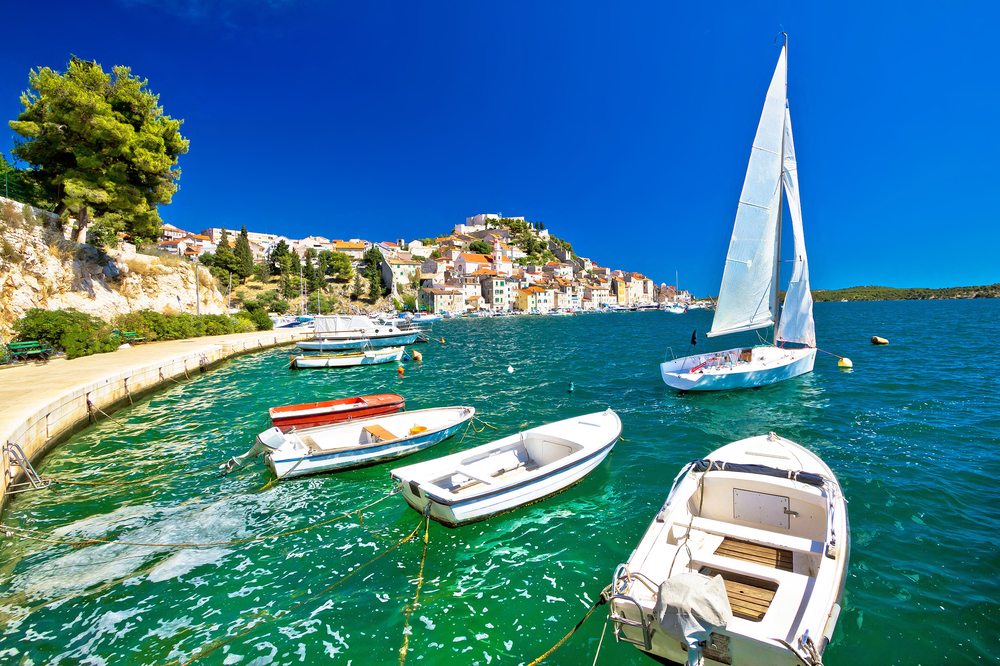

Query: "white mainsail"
left=708, top=47, right=787, bottom=338
left=775, top=106, right=816, bottom=347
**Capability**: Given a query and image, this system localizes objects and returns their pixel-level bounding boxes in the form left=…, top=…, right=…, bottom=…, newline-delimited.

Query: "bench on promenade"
left=4, top=341, right=55, bottom=363
left=112, top=329, right=146, bottom=344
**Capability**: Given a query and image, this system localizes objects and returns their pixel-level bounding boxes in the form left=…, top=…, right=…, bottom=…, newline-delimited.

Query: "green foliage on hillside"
left=12, top=308, right=268, bottom=360
left=811, top=284, right=1000, bottom=301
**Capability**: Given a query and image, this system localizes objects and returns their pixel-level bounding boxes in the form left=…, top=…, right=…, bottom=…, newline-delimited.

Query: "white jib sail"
left=775, top=106, right=816, bottom=347
left=709, top=47, right=787, bottom=338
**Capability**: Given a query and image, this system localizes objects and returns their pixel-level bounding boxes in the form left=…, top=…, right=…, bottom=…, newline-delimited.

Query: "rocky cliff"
left=0, top=198, right=226, bottom=339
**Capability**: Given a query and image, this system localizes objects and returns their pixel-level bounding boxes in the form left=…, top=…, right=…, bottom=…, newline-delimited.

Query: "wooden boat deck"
left=714, top=537, right=793, bottom=572
left=699, top=566, right=778, bottom=621
left=697, top=538, right=794, bottom=621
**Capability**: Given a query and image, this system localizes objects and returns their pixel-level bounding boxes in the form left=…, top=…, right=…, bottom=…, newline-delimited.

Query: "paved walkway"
left=0, top=328, right=311, bottom=506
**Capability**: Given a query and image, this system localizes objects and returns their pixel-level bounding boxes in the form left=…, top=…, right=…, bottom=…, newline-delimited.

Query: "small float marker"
left=569, top=382, right=575, bottom=393
left=412, top=350, right=422, bottom=362
left=871, top=336, right=889, bottom=345
left=838, top=358, right=853, bottom=369
left=507, top=365, right=514, bottom=373
left=397, top=366, right=404, bottom=377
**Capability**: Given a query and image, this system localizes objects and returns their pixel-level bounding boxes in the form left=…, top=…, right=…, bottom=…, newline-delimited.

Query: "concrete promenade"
left=0, top=328, right=312, bottom=510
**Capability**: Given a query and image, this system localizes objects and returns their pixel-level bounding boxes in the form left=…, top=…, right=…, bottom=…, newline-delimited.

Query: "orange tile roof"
left=336, top=241, right=365, bottom=250
left=459, top=253, right=492, bottom=263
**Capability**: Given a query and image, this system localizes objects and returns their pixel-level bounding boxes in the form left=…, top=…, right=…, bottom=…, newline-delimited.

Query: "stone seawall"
left=0, top=329, right=312, bottom=513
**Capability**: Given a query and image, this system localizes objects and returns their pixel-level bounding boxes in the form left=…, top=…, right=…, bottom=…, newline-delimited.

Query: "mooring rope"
left=0, top=489, right=400, bottom=549
left=524, top=586, right=611, bottom=666
left=398, top=512, right=432, bottom=666
left=177, top=516, right=425, bottom=666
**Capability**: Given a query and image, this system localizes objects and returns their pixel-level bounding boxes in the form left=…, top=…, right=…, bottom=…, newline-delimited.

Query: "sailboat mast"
left=773, top=32, right=788, bottom=345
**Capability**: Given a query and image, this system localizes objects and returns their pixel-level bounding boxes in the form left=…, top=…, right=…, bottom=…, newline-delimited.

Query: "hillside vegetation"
left=811, top=284, right=1000, bottom=302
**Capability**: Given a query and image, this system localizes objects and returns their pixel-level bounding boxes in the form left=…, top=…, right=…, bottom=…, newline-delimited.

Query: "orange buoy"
left=440, top=337, right=445, bottom=344
left=397, top=366, right=404, bottom=377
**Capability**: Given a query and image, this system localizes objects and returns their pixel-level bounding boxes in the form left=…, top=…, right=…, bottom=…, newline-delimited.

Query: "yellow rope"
left=398, top=514, right=431, bottom=666
left=1, top=490, right=399, bottom=549
left=40, top=460, right=220, bottom=487
left=525, top=598, right=604, bottom=666
left=178, top=517, right=424, bottom=666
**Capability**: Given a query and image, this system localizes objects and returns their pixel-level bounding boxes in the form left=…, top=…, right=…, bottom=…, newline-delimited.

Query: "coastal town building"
left=334, top=240, right=365, bottom=260
left=380, top=257, right=422, bottom=294
left=199, top=227, right=278, bottom=247
left=419, top=287, right=463, bottom=313
left=481, top=275, right=512, bottom=311
left=516, top=285, right=553, bottom=313
left=455, top=252, right=493, bottom=275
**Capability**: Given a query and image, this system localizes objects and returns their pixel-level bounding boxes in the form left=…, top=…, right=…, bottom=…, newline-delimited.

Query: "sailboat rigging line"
left=176, top=516, right=426, bottom=666
left=0, top=489, right=401, bottom=549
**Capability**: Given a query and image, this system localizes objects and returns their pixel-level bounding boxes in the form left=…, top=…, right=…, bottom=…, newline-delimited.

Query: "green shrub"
left=13, top=308, right=117, bottom=359
left=237, top=302, right=273, bottom=331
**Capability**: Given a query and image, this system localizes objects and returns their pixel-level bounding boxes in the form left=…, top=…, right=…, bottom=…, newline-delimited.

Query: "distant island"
left=810, top=284, right=999, bottom=302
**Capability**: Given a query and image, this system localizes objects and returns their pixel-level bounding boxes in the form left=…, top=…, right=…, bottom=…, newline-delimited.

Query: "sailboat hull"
left=661, top=346, right=815, bottom=391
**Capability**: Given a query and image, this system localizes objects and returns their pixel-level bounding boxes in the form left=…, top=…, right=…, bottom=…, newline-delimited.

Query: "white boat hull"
left=297, top=332, right=418, bottom=350
left=292, top=347, right=404, bottom=368
left=262, top=407, right=475, bottom=479
left=609, top=434, right=849, bottom=666
left=661, top=346, right=815, bottom=391
left=391, top=410, right=621, bottom=527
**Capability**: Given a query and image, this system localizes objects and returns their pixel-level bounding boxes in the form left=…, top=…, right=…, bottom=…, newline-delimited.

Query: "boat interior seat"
left=362, top=424, right=398, bottom=444
left=693, top=551, right=810, bottom=630
left=299, top=435, right=323, bottom=453
left=688, top=516, right=824, bottom=556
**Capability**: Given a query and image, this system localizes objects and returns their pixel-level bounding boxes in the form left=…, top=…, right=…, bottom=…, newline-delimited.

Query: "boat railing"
left=608, top=566, right=654, bottom=651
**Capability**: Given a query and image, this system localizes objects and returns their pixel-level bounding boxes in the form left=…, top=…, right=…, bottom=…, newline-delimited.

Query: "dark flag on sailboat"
left=691, top=329, right=697, bottom=346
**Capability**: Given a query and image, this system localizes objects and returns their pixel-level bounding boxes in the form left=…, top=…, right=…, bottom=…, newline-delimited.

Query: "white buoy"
left=507, top=365, right=514, bottom=373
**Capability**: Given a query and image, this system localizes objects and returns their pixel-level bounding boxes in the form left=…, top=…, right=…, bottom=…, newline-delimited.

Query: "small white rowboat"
left=291, top=346, right=404, bottom=368
left=608, top=433, right=848, bottom=666
left=223, top=407, right=475, bottom=479
left=390, top=409, right=622, bottom=527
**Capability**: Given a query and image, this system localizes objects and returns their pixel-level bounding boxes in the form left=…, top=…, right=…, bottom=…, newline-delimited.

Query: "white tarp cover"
left=709, top=46, right=786, bottom=338
left=654, top=573, right=733, bottom=666
left=775, top=107, right=817, bottom=347
left=313, top=316, right=375, bottom=334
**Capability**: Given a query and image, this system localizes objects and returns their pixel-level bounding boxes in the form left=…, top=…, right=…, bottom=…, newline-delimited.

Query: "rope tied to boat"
left=0, top=488, right=401, bottom=549
left=398, top=508, right=433, bottom=666
left=525, top=584, right=613, bottom=666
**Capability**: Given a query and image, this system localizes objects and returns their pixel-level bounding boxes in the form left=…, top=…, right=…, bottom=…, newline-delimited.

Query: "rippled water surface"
left=1, top=300, right=998, bottom=665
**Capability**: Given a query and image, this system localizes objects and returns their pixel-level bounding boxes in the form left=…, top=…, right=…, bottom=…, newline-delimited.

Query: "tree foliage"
left=268, top=239, right=291, bottom=272
left=8, top=57, right=188, bottom=244
left=233, top=225, right=254, bottom=282
left=469, top=240, right=492, bottom=254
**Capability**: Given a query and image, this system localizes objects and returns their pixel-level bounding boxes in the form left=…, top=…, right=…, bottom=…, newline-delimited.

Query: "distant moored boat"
left=269, top=393, right=405, bottom=431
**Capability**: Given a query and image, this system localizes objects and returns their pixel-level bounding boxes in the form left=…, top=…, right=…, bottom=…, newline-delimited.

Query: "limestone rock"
left=0, top=199, right=227, bottom=339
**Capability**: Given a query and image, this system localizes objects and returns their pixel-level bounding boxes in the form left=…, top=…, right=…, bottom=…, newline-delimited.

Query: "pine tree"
left=233, top=225, right=254, bottom=283
left=9, top=57, right=188, bottom=243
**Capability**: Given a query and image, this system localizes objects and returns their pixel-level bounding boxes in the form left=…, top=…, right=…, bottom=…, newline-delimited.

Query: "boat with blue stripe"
left=225, top=407, right=475, bottom=480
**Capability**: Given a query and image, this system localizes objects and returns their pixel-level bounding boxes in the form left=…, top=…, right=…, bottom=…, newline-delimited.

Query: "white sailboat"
left=661, top=39, right=816, bottom=392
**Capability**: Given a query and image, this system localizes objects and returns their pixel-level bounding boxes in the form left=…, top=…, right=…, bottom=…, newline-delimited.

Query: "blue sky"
left=2, top=1, right=997, bottom=295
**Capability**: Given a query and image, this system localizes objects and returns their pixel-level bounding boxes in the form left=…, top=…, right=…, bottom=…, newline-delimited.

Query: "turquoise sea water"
left=1, top=300, right=998, bottom=665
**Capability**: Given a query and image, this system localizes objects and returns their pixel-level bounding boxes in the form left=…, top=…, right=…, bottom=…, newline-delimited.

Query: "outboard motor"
left=220, top=427, right=286, bottom=474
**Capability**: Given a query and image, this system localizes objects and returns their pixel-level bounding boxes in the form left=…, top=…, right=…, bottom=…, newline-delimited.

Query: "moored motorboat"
left=297, top=315, right=419, bottom=350
left=608, top=432, right=848, bottom=666
left=269, top=393, right=405, bottom=431
left=290, top=346, right=404, bottom=368
left=223, top=407, right=475, bottom=479
left=390, top=409, right=622, bottom=527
